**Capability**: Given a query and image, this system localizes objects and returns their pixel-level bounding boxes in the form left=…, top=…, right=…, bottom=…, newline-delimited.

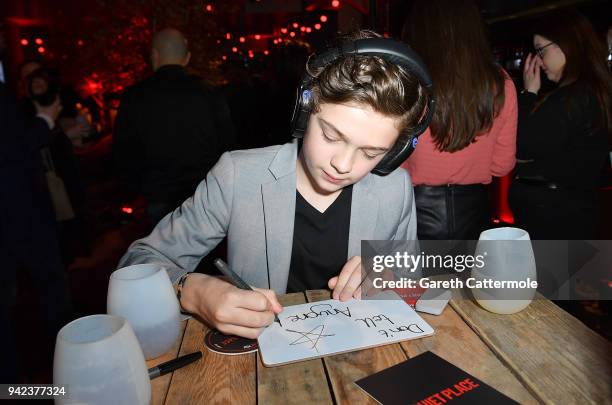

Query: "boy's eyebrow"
left=319, top=117, right=390, bottom=152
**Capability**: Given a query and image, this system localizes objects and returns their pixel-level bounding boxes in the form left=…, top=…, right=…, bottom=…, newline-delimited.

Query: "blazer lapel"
left=348, top=175, right=379, bottom=258
left=261, top=141, right=298, bottom=293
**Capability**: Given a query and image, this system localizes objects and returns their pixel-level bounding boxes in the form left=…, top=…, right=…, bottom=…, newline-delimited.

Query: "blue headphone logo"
left=411, top=137, right=418, bottom=149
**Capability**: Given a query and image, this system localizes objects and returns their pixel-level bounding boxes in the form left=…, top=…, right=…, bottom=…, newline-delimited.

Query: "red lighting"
left=280, top=28, right=288, bottom=34
left=121, top=206, right=133, bottom=215
left=205, top=4, right=213, bottom=12
left=331, top=0, right=340, bottom=8
left=222, top=55, right=227, bottom=60
left=306, top=27, right=312, bottom=33
left=289, top=31, right=296, bottom=37
left=292, top=22, right=299, bottom=28
left=273, top=39, right=277, bottom=44
left=226, top=33, right=231, bottom=40
left=320, top=15, right=328, bottom=23
left=77, top=39, right=84, bottom=46
left=37, top=46, right=46, bottom=53
left=300, top=26, right=306, bottom=32
left=232, top=47, right=238, bottom=52
left=239, top=36, right=245, bottom=43
left=248, top=51, right=254, bottom=58
left=20, top=38, right=28, bottom=46
left=314, top=23, right=321, bottom=30
left=35, top=38, right=43, bottom=45
left=254, top=34, right=261, bottom=40
left=264, top=50, right=269, bottom=55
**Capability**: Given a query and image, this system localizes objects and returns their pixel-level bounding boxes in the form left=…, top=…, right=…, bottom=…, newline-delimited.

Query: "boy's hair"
left=305, top=30, right=427, bottom=138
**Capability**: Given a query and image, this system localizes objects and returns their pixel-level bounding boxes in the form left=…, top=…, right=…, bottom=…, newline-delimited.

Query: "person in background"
left=510, top=10, right=611, bottom=239
left=1, top=30, right=72, bottom=379
left=24, top=67, right=88, bottom=264
left=400, top=0, right=517, bottom=240
left=114, top=28, right=235, bottom=227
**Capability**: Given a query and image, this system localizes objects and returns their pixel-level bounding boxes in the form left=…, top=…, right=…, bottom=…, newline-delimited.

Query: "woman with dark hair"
left=401, top=0, right=517, bottom=240
left=510, top=10, right=611, bottom=239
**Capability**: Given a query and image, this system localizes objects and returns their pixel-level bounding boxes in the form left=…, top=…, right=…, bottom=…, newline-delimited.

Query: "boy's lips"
left=323, top=171, right=345, bottom=184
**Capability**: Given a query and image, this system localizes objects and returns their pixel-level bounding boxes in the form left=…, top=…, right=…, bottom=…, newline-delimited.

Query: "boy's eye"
left=322, top=132, right=339, bottom=142
left=362, top=151, right=378, bottom=160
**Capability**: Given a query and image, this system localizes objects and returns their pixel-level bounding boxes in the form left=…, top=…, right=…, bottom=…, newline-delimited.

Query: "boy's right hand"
left=179, top=273, right=283, bottom=339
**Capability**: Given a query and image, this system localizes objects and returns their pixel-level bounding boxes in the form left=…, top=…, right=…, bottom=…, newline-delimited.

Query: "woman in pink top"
left=401, top=0, right=517, bottom=240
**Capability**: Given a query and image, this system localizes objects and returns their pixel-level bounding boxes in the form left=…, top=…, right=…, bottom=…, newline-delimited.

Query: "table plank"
left=148, top=320, right=188, bottom=405
left=306, top=290, right=408, bottom=405
left=165, top=317, right=256, bottom=405
left=451, top=290, right=612, bottom=404
left=257, top=292, right=333, bottom=405
left=399, top=305, right=537, bottom=404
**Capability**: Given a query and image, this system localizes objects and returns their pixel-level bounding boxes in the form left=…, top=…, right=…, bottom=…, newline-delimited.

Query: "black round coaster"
left=204, top=329, right=258, bottom=355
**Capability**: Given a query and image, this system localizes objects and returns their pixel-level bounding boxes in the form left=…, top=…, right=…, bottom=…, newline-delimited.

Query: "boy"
left=118, top=31, right=431, bottom=338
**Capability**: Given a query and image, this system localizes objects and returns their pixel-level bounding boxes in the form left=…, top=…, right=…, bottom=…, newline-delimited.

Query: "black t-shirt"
left=286, top=185, right=353, bottom=293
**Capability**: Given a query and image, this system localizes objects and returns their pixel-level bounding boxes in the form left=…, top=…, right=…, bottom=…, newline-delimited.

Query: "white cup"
left=471, top=227, right=537, bottom=314
left=107, top=264, right=181, bottom=359
left=53, top=314, right=151, bottom=405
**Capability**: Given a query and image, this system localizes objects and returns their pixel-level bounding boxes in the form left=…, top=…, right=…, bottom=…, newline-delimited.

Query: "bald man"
left=150, top=28, right=191, bottom=71
left=114, top=28, right=235, bottom=227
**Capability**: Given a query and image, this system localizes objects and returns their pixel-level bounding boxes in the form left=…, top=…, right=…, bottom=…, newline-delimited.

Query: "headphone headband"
left=291, top=37, right=435, bottom=175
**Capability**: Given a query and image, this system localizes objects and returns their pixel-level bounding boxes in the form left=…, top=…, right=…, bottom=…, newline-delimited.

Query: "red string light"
left=35, top=38, right=43, bottom=45
left=37, top=46, right=46, bottom=53
left=289, top=32, right=296, bottom=37
left=320, top=15, right=328, bottom=23
left=232, top=47, right=238, bottom=52
left=281, top=28, right=288, bottom=34
left=314, top=23, right=321, bottom=30
left=20, top=39, right=28, bottom=46
left=239, top=36, right=245, bottom=43
left=254, top=34, right=261, bottom=40
left=331, top=0, right=340, bottom=8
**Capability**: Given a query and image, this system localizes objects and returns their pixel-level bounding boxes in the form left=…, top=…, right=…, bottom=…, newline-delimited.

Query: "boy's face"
left=299, top=102, right=401, bottom=195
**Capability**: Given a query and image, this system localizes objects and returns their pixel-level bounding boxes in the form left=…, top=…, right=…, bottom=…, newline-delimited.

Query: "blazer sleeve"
left=392, top=170, right=418, bottom=241
left=117, top=152, right=235, bottom=282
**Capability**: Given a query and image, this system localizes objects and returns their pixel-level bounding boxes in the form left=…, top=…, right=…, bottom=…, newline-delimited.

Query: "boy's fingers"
left=339, top=269, right=363, bottom=301
left=254, top=288, right=283, bottom=313
left=235, top=289, right=271, bottom=312
left=333, top=257, right=361, bottom=300
left=328, top=276, right=338, bottom=289
left=230, top=307, right=275, bottom=328
left=217, top=323, right=264, bottom=340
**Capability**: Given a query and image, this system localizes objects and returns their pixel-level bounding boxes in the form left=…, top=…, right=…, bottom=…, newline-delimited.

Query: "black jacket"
left=113, top=65, right=235, bottom=203
left=515, top=82, right=608, bottom=191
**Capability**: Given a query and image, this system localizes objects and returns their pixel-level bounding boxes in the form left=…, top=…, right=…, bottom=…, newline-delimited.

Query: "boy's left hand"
left=328, top=256, right=362, bottom=301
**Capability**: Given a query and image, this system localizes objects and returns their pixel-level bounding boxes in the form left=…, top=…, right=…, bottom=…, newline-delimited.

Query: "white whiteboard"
left=258, top=291, right=434, bottom=366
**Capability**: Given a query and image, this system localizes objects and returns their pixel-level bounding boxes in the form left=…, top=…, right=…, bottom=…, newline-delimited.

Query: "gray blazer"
left=118, top=140, right=417, bottom=293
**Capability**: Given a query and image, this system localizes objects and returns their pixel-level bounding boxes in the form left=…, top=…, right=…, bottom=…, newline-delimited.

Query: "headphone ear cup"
left=372, top=131, right=417, bottom=176
left=291, top=87, right=312, bottom=139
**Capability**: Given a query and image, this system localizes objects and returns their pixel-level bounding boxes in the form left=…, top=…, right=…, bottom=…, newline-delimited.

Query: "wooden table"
left=147, top=290, right=611, bottom=404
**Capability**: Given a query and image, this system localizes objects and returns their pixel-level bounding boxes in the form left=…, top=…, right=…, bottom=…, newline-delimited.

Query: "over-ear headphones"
left=290, top=37, right=435, bottom=175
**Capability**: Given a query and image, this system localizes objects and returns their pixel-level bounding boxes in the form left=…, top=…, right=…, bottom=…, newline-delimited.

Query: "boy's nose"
left=330, top=149, right=353, bottom=174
